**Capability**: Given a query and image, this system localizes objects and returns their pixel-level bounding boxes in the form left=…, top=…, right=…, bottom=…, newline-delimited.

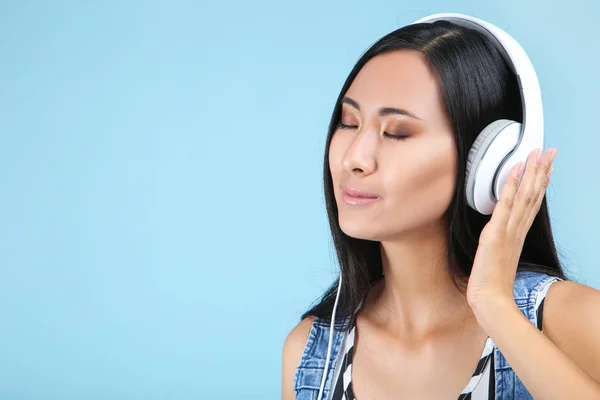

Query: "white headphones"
left=316, top=13, right=544, bottom=400
left=416, top=13, right=544, bottom=216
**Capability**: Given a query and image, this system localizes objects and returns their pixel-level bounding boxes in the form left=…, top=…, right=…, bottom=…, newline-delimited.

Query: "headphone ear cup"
left=465, top=119, right=518, bottom=212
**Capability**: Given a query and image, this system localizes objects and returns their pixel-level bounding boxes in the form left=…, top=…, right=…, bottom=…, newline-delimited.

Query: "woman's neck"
left=366, top=223, right=473, bottom=339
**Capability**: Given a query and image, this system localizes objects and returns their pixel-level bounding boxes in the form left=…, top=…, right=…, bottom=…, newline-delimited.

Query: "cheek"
left=417, top=150, right=456, bottom=189
left=385, top=142, right=457, bottom=214
left=328, top=133, right=344, bottom=180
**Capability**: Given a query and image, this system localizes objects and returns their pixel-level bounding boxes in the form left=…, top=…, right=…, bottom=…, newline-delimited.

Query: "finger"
left=520, top=149, right=556, bottom=234
left=507, top=148, right=541, bottom=235
left=490, top=159, right=525, bottom=228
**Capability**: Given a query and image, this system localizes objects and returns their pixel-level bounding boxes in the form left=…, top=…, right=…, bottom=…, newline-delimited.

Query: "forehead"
left=345, top=50, right=444, bottom=120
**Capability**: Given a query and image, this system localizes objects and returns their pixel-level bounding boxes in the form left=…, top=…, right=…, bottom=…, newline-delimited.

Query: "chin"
left=338, top=218, right=382, bottom=241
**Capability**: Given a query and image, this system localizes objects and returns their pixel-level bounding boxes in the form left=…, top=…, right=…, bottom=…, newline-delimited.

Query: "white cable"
left=316, top=274, right=343, bottom=400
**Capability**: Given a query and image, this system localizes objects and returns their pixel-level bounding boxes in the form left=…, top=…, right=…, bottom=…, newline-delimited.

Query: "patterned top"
left=330, top=297, right=548, bottom=400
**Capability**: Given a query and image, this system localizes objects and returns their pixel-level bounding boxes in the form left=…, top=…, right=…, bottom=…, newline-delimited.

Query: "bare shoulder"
left=544, top=280, right=600, bottom=329
left=543, top=280, right=600, bottom=381
left=544, top=280, right=600, bottom=319
left=285, top=315, right=315, bottom=350
left=282, top=316, right=315, bottom=400
left=547, top=278, right=599, bottom=299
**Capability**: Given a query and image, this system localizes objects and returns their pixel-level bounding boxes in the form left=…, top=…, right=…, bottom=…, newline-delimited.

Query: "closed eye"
left=383, top=132, right=408, bottom=141
left=338, top=122, right=408, bottom=141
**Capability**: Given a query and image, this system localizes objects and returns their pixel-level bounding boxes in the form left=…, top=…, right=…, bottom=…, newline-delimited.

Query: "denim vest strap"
left=293, top=317, right=348, bottom=400
left=294, top=270, right=562, bottom=400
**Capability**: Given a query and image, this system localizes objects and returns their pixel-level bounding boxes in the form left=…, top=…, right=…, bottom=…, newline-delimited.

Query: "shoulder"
left=282, top=316, right=315, bottom=400
left=542, top=280, right=600, bottom=382
left=543, top=280, right=600, bottom=330
left=545, top=279, right=600, bottom=309
left=283, top=316, right=315, bottom=359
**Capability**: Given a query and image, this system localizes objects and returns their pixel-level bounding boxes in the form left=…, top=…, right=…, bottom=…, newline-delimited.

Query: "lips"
left=341, top=184, right=379, bottom=199
left=340, top=184, right=380, bottom=205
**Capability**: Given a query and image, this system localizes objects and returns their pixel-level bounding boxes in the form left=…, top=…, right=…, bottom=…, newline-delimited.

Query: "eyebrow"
left=341, top=96, right=422, bottom=120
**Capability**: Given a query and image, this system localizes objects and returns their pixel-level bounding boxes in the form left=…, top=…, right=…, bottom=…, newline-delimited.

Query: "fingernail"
left=550, top=149, right=558, bottom=162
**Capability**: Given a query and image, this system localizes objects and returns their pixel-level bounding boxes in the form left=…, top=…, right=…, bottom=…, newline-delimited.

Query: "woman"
left=281, top=17, right=600, bottom=400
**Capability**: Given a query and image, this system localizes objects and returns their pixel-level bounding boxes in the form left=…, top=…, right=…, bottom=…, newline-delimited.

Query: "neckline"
left=343, top=301, right=495, bottom=399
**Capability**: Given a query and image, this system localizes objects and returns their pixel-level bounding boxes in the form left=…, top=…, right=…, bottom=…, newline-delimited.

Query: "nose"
left=342, top=128, right=378, bottom=176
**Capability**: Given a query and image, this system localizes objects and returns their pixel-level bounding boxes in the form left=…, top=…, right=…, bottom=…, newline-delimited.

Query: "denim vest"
left=293, top=271, right=562, bottom=400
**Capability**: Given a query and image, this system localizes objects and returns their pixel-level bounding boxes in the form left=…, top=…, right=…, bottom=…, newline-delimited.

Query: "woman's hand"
left=466, top=147, right=558, bottom=310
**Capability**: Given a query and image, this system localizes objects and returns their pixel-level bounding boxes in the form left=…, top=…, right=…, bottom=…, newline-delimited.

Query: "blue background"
left=0, top=0, right=598, bottom=399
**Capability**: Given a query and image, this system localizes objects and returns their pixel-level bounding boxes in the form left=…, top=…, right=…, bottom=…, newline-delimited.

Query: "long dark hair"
left=301, top=20, right=569, bottom=330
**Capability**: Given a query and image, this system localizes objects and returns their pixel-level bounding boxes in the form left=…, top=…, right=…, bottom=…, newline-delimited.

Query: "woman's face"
left=329, top=50, right=458, bottom=241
